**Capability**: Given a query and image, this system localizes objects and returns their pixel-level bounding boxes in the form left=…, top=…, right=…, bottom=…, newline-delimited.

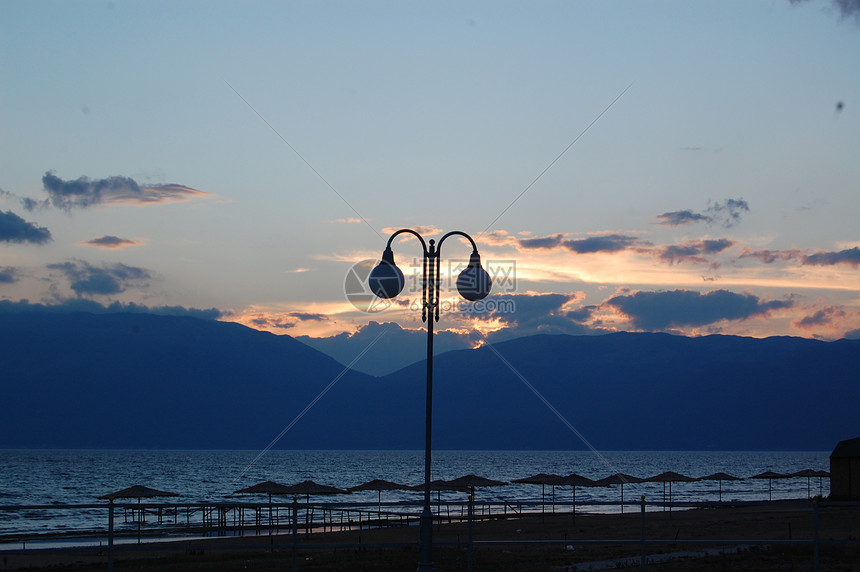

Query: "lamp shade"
left=457, top=250, right=492, bottom=301
left=368, top=247, right=405, bottom=299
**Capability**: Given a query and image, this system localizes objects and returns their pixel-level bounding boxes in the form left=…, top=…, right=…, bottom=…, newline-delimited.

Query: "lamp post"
left=368, top=229, right=492, bottom=571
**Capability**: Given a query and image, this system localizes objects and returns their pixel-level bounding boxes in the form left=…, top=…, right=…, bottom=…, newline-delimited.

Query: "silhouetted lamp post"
left=368, top=229, right=491, bottom=572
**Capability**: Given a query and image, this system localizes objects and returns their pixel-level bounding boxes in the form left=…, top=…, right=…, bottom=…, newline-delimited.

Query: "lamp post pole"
left=368, top=229, right=491, bottom=572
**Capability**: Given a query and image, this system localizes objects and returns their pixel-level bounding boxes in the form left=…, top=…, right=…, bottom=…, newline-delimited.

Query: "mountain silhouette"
left=1, top=311, right=857, bottom=450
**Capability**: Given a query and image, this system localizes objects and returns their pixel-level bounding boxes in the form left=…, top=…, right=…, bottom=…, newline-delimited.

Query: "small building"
left=830, top=437, right=860, bottom=500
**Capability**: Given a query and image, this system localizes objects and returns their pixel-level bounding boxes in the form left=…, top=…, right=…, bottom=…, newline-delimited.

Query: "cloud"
left=82, top=235, right=140, bottom=249
left=248, top=311, right=330, bottom=330
left=605, top=289, right=794, bottom=330
left=655, top=198, right=749, bottom=228
left=802, top=247, right=860, bottom=267
left=792, top=306, right=846, bottom=329
left=48, top=260, right=151, bottom=296
left=0, top=298, right=222, bottom=319
left=26, top=172, right=209, bottom=211
left=739, top=248, right=803, bottom=264
left=518, top=234, right=565, bottom=249
left=0, top=210, right=52, bottom=244
left=655, top=210, right=711, bottom=226
left=381, top=225, right=444, bottom=238
left=463, top=291, right=599, bottom=341
left=0, top=267, right=17, bottom=283
left=564, top=234, right=639, bottom=254
left=790, top=0, right=860, bottom=22
left=656, top=238, right=735, bottom=265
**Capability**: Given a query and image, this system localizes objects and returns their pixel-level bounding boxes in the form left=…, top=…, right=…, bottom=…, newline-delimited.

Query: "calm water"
left=0, top=449, right=830, bottom=538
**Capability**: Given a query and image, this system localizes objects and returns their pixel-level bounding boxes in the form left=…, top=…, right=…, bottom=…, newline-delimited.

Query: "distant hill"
left=1, top=312, right=857, bottom=450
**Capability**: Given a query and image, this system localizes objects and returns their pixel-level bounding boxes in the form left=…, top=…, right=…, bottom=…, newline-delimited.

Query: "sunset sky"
left=2, top=0, right=859, bottom=344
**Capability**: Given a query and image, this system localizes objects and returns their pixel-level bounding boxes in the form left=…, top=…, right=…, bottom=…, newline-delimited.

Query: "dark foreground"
left=5, top=502, right=859, bottom=571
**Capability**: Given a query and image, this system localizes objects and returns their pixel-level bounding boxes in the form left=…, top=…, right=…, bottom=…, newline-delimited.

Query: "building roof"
left=831, top=437, right=860, bottom=458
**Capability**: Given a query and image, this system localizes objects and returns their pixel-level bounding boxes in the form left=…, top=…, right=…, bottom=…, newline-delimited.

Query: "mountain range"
left=1, top=311, right=857, bottom=451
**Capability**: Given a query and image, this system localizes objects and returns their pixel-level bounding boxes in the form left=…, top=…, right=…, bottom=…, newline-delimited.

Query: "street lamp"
left=368, top=229, right=491, bottom=571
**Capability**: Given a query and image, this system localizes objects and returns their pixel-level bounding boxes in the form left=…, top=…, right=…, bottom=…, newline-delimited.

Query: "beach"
left=4, top=501, right=858, bottom=571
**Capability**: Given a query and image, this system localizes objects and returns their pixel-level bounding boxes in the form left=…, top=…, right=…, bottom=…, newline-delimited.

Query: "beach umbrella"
left=234, top=481, right=293, bottom=528
left=512, top=473, right=564, bottom=513
left=645, top=471, right=697, bottom=509
left=98, top=484, right=179, bottom=501
left=698, top=472, right=743, bottom=502
left=446, top=474, right=508, bottom=498
left=348, top=479, right=413, bottom=521
left=98, top=485, right=179, bottom=545
left=790, top=469, right=830, bottom=498
left=595, top=473, right=643, bottom=516
left=557, top=473, right=601, bottom=521
left=751, top=471, right=790, bottom=501
left=283, top=480, right=348, bottom=503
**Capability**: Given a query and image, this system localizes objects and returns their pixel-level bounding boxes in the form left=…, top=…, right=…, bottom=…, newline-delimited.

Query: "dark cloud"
left=657, top=238, right=734, bottom=265
left=0, top=267, right=17, bottom=283
left=802, top=247, right=860, bottom=267
left=655, top=198, right=749, bottom=228
left=605, top=289, right=793, bottom=330
left=251, top=312, right=330, bottom=330
left=83, top=236, right=139, bottom=249
left=0, top=210, right=52, bottom=244
left=655, top=210, right=711, bottom=226
left=26, top=172, right=207, bottom=211
left=518, top=233, right=639, bottom=254
left=562, top=234, right=638, bottom=254
left=793, top=306, right=846, bottom=329
left=0, top=298, right=222, bottom=319
left=739, top=248, right=802, bottom=264
left=790, top=0, right=860, bottom=22
left=48, top=261, right=151, bottom=296
left=518, top=234, right=565, bottom=249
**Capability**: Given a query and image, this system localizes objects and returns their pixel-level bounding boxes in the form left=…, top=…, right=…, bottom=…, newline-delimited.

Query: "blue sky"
left=1, top=0, right=859, bottom=342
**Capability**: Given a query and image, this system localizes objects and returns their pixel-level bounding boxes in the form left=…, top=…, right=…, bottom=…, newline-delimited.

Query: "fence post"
left=292, top=498, right=299, bottom=572
left=813, top=498, right=820, bottom=572
left=640, top=495, right=647, bottom=572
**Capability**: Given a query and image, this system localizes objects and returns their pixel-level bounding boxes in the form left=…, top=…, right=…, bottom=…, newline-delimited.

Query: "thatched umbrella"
left=751, top=471, right=790, bottom=501
left=98, top=485, right=179, bottom=547
left=698, top=472, right=743, bottom=502
left=446, top=474, right=508, bottom=497
left=790, top=469, right=830, bottom=498
left=348, top=479, right=413, bottom=521
left=234, top=481, right=293, bottom=529
left=594, top=473, right=643, bottom=516
left=283, top=480, right=348, bottom=534
left=645, top=471, right=698, bottom=510
left=557, top=473, right=601, bottom=521
left=512, top=473, right=564, bottom=513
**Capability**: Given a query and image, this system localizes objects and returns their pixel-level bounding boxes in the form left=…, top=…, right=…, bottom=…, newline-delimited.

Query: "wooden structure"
left=830, top=436, right=860, bottom=500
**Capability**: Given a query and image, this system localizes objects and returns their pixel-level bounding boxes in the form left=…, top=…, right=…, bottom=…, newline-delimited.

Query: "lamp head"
left=368, top=246, right=405, bottom=299
left=456, top=250, right=492, bottom=301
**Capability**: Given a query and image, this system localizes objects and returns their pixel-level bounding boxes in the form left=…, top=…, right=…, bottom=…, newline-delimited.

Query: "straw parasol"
left=445, top=474, right=508, bottom=497
left=645, top=471, right=698, bottom=509
left=790, top=469, right=830, bottom=498
left=98, top=485, right=179, bottom=545
left=512, top=473, right=564, bottom=513
left=594, top=473, right=643, bottom=516
left=557, top=473, right=601, bottom=521
left=348, top=479, right=413, bottom=521
left=698, top=472, right=743, bottom=502
left=284, top=480, right=348, bottom=503
left=233, top=481, right=293, bottom=528
left=751, top=471, right=790, bottom=501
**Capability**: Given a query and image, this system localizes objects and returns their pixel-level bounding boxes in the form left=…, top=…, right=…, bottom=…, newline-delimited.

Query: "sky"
left=1, top=0, right=859, bottom=346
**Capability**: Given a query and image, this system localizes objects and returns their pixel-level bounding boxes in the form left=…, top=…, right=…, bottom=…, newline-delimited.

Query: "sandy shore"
left=3, top=501, right=858, bottom=571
